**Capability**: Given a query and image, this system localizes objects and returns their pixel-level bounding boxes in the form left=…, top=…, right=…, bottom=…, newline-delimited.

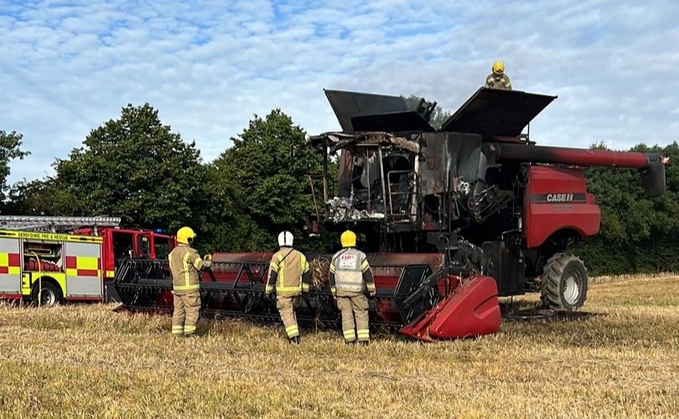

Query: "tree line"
left=1, top=104, right=678, bottom=275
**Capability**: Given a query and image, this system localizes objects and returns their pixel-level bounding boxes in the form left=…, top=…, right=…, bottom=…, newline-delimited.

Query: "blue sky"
left=2, top=0, right=679, bottom=183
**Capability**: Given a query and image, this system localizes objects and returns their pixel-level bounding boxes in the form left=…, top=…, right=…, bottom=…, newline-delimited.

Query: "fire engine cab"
left=0, top=215, right=175, bottom=306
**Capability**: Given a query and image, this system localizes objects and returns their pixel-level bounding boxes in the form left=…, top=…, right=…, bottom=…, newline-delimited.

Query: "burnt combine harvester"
left=114, top=87, right=667, bottom=341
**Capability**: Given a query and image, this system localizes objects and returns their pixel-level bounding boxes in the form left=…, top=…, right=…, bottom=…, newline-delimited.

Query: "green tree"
left=51, top=103, right=207, bottom=232
left=0, top=130, right=30, bottom=204
left=403, top=94, right=452, bottom=129
left=4, top=177, right=83, bottom=216
left=195, top=162, right=252, bottom=254
left=579, top=141, right=679, bottom=274
left=210, top=109, right=325, bottom=252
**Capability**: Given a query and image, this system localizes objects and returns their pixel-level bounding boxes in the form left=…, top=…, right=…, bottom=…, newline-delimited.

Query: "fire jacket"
left=329, top=248, right=376, bottom=297
left=485, top=73, right=512, bottom=90
left=168, top=244, right=205, bottom=292
left=265, top=247, right=311, bottom=296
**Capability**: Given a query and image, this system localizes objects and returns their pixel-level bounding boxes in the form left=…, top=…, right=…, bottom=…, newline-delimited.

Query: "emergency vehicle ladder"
left=0, top=215, right=121, bottom=233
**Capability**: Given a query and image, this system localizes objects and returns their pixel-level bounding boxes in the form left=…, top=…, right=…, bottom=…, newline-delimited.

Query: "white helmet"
left=277, top=231, right=294, bottom=247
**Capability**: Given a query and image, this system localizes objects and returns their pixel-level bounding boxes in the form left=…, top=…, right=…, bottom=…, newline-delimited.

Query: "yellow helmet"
left=177, top=226, right=197, bottom=245
left=340, top=230, right=356, bottom=248
left=492, top=61, right=505, bottom=74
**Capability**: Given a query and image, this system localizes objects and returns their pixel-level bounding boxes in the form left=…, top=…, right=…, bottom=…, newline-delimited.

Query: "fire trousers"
left=336, top=294, right=370, bottom=343
left=276, top=295, right=300, bottom=339
left=172, top=290, right=201, bottom=336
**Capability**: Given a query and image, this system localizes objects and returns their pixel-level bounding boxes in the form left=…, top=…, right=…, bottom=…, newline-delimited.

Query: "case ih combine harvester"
left=114, top=87, right=668, bottom=341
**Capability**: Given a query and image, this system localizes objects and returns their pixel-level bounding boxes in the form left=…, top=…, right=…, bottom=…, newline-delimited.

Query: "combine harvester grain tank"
left=113, top=87, right=668, bottom=341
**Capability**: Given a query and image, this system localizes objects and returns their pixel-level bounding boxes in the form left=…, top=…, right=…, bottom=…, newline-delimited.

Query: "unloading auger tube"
left=113, top=242, right=502, bottom=342
left=488, top=142, right=668, bottom=197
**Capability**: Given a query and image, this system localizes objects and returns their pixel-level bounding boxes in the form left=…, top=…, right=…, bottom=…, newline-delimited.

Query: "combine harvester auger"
left=114, top=87, right=668, bottom=341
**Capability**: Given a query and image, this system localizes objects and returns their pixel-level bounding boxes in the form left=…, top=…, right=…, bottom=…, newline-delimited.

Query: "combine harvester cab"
left=114, top=86, right=667, bottom=342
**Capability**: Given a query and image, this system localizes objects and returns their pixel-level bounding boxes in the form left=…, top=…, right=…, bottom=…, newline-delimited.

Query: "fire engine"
left=0, top=215, right=175, bottom=306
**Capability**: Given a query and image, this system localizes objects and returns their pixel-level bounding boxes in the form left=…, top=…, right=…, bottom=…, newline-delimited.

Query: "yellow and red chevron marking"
left=65, top=256, right=101, bottom=277
left=0, top=252, right=21, bottom=275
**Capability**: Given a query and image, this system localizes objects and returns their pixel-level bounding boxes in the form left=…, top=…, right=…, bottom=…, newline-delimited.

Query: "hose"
left=27, top=251, right=43, bottom=307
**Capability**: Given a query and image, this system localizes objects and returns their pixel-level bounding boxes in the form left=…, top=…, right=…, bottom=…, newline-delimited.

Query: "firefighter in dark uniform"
left=329, top=230, right=376, bottom=345
left=168, top=226, right=211, bottom=337
left=265, top=231, right=311, bottom=344
left=485, top=60, right=512, bottom=90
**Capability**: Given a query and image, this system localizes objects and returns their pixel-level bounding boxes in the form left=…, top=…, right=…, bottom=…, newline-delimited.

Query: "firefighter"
left=329, top=230, right=376, bottom=345
left=265, top=231, right=311, bottom=344
left=168, top=226, right=211, bottom=337
left=485, top=60, right=512, bottom=90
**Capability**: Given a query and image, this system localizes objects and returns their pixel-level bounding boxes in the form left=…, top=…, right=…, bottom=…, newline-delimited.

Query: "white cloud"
left=1, top=0, right=678, bottom=184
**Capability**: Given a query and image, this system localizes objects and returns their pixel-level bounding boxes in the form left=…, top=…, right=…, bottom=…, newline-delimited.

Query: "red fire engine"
left=0, top=215, right=175, bottom=306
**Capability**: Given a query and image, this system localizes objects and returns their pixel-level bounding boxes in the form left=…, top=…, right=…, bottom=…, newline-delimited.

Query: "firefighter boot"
left=358, top=340, right=369, bottom=346
left=289, top=336, right=300, bottom=345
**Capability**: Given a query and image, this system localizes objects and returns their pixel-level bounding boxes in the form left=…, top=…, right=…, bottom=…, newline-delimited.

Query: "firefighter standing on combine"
left=485, top=60, right=512, bottom=90
left=329, top=230, right=376, bottom=345
left=168, top=226, right=211, bottom=337
left=265, top=231, right=311, bottom=344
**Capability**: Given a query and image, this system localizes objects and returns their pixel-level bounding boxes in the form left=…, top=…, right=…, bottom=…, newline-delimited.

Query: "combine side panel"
left=524, top=166, right=601, bottom=248
left=428, top=275, right=500, bottom=339
left=399, top=275, right=500, bottom=341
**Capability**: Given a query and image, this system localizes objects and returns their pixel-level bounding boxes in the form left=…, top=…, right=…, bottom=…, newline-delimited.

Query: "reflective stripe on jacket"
left=168, top=244, right=204, bottom=292
left=265, top=247, right=310, bottom=296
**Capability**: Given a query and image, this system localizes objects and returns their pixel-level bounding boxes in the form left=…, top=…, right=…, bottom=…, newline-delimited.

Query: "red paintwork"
left=399, top=275, right=501, bottom=341
left=209, top=252, right=445, bottom=288
left=73, top=227, right=176, bottom=276
left=8, top=253, right=20, bottom=266
left=65, top=256, right=77, bottom=269
left=524, top=166, right=601, bottom=248
left=77, top=269, right=99, bottom=277
left=497, top=143, right=651, bottom=169
left=209, top=252, right=447, bottom=324
left=157, top=290, right=173, bottom=307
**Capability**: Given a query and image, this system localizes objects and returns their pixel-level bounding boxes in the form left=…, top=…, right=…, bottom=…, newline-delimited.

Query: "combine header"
left=114, top=87, right=668, bottom=341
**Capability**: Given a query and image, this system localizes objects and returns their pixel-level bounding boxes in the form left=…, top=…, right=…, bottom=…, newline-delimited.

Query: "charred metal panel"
left=440, top=88, right=557, bottom=138
left=419, top=132, right=483, bottom=195
left=351, top=111, right=435, bottom=133
left=482, top=241, right=525, bottom=296
left=324, top=89, right=411, bottom=132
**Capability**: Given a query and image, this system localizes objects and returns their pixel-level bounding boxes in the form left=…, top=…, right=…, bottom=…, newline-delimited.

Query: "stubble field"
left=0, top=275, right=678, bottom=419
